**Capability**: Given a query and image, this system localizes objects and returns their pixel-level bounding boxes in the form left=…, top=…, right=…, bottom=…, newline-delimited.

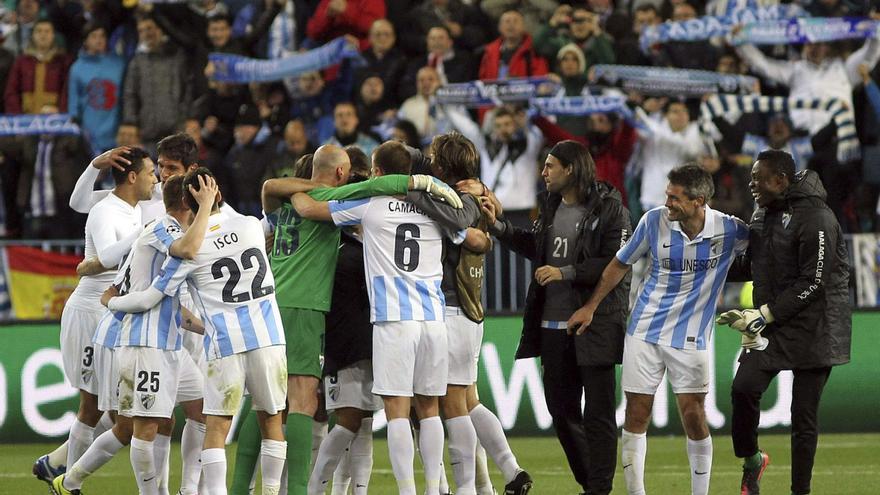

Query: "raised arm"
left=735, top=44, right=795, bottom=86
left=261, top=177, right=320, bottom=214
left=168, top=175, right=219, bottom=259
left=845, top=38, right=880, bottom=86
left=69, top=147, right=132, bottom=213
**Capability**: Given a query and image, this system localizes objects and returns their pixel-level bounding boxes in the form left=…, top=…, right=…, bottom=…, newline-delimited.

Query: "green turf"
left=3, top=433, right=879, bottom=494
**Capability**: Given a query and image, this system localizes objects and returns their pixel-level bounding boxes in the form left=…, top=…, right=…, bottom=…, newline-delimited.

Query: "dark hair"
left=427, top=24, right=453, bottom=39
left=393, top=119, right=421, bottom=148
left=756, top=149, right=796, bottom=179
left=82, top=21, right=106, bottom=38
left=111, top=147, right=151, bottom=185
left=157, top=133, right=199, bottom=168
left=493, top=107, right=515, bottom=121
left=373, top=141, right=411, bottom=175
left=548, top=140, right=596, bottom=202
left=667, top=163, right=714, bottom=201
left=293, top=154, right=314, bottom=179
left=162, top=174, right=186, bottom=211
left=182, top=167, right=217, bottom=214
left=207, top=13, right=233, bottom=26
left=345, top=146, right=370, bottom=178
left=663, top=98, right=689, bottom=114
left=429, top=132, right=479, bottom=183
left=635, top=4, right=659, bottom=15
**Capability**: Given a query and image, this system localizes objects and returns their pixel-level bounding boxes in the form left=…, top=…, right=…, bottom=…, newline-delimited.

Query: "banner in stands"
left=4, top=247, right=81, bottom=320
left=1, top=315, right=878, bottom=441
left=0, top=114, right=80, bottom=136
left=590, top=65, right=759, bottom=96
left=434, top=77, right=560, bottom=107
left=733, top=17, right=879, bottom=46
left=208, top=37, right=363, bottom=83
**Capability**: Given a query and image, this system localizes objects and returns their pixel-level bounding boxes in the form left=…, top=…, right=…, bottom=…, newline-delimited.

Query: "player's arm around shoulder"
left=261, top=177, right=320, bottom=215
left=292, top=192, right=332, bottom=222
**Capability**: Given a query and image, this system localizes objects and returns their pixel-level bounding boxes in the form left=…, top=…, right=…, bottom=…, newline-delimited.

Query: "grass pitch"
left=2, top=433, right=879, bottom=494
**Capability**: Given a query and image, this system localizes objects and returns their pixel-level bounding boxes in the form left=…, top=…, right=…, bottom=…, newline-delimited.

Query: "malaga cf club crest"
left=81, top=369, right=93, bottom=384
left=140, top=393, right=156, bottom=410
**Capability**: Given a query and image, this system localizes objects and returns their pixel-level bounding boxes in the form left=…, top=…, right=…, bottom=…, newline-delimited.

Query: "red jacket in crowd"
left=306, top=0, right=386, bottom=50
left=478, top=34, right=548, bottom=81
left=4, top=48, right=72, bottom=114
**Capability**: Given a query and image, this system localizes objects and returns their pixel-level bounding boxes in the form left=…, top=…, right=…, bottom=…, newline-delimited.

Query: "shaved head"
left=311, top=144, right=352, bottom=186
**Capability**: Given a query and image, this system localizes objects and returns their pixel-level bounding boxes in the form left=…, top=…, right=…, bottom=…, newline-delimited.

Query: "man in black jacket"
left=484, top=140, right=630, bottom=495
left=718, top=150, right=851, bottom=495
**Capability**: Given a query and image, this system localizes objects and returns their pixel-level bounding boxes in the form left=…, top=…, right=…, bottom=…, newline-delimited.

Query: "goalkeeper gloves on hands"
left=716, top=304, right=774, bottom=351
left=411, top=175, right=464, bottom=208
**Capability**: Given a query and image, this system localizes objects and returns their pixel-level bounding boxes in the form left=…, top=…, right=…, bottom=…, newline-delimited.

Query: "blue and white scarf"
left=531, top=95, right=635, bottom=119
left=434, top=77, right=560, bottom=107
left=208, top=37, right=363, bottom=83
left=0, top=114, right=80, bottom=136
left=639, top=4, right=804, bottom=52
left=591, top=65, right=758, bottom=96
left=700, top=94, right=859, bottom=163
left=732, top=17, right=880, bottom=46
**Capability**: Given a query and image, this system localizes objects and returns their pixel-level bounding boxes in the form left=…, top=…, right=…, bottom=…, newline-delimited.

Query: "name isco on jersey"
left=213, top=232, right=240, bottom=250
left=387, top=200, right=425, bottom=215
left=661, top=257, right=719, bottom=272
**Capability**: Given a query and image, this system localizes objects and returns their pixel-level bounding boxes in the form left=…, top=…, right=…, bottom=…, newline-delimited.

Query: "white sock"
left=331, top=446, right=352, bottom=495
left=154, top=433, right=171, bottom=495
left=349, top=417, right=374, bottom=495
left=387, top=418, right=416, bottom=495
left=308, top=426, right=355, bottom=495
left=439, top=460, right=450, bottom=495
left=67, top=420, right=96, bottom=469
left=419, top=417, right=444, bottom=495
left=622, top=429, right=647, bottom=495
left=180, top=419, right=206, bottom=494
left=261, top=439, right=287, bottom=495
left=312, top=421, right=328, bottom=471
left=280, top=460, right=289, bottom=495
left=687, top=436, right=713, bottom=495
left=445, top=416, right=477, bottom=495
left=131, top=437, right=159, bottom=495
left=474, top=440, right=494, bottom=495
left=94, top=412, right=114, bottom=437
left=201, top=448, right=228, bottom=495
left=65, top=430, right=125, bottom=489
left=47, top=440, right=70, bottom=468
left=469, top=404, right=520, bottom=483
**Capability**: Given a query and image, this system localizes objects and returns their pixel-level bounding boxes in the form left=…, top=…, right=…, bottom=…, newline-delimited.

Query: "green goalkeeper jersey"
left=270, top=174, right=409, bottom=311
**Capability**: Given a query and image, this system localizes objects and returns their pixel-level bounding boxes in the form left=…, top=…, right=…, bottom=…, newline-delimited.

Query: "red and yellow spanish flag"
left=6, top=246, right=82, bottom=320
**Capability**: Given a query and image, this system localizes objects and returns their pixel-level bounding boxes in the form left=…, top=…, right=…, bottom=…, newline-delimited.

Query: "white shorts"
left=445, top=309, right=483, bottom=386
left=372, top=320, right=447, bottom=397
left=175, top=350, right=205, bottom=404
left=203, top=345, right=287, bottom=416
left=60, top=304, right=103, bottom=394
left=622, top=334, right=710, bottom=395
left=325, top=359, right=383, bottom=412
left=117, top=347, right=185, bottom=418
left=95, top=344, right=118, bottom=412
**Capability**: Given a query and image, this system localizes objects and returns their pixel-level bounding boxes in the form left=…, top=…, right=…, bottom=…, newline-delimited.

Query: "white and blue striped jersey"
left=151, top=211, right=284, bottom=360
left=111, top=215, right=187, bottom=350
left=329, top=196, right=446, bottom=323
left=616, top=206, right=749, bottom=350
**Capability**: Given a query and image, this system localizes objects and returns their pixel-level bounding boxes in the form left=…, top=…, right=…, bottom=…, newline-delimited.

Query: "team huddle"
left=32, top=129, right=850, bottom=495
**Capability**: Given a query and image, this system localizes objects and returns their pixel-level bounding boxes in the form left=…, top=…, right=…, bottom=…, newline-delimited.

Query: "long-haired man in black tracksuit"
left=718, top=149, right=852, bottom=495
left=482, top=140, right=631, bottom=495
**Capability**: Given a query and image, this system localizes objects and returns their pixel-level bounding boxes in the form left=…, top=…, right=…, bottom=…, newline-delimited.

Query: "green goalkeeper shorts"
left=280, top=307, right=324, bottom=378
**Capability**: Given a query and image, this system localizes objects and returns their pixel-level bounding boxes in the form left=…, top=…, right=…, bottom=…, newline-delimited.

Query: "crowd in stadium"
left=1, top=0, right=880, bottom=240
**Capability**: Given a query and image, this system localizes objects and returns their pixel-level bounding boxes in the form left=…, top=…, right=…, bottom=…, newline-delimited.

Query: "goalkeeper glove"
left=740, top=332, right=769, bottom=351
left=716, top=305, right=773, bottom=351
left=411, top=175, right=463, bottom=208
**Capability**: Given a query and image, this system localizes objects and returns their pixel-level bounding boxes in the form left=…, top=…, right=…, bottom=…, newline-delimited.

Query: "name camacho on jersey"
left=94, top=215, right=187, bottom=351
left=617, top=206, right=749, bottom=350
left=151, top=211, right=284, bottom=360
left=329, top=196, right=447, bottom=323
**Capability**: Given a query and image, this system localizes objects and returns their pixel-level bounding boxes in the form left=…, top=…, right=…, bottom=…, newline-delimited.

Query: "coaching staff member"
left=719, top=149, right=852, bottom=495
left=483, top=140, right=631, bottom=495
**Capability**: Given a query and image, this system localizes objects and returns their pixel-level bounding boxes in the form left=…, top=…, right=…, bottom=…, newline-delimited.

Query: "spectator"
left=122, top=14, right=194, bottom=151
left=390, top=119, right=422, bottom=149
left=67, top=23, right=126, bottom=156
left=17, top=104, right=90, bottom=239
left=290, top=62, right=355, bottom=144
left=305, top=0, right=386, bottom=49
left=323, top=101, right=379, bottom=159
left=355, top=73, right=395, bottom=131
left=400, top=25, right=476, bottom=100
left=220, top=103, right=278, bottom=216
left=193, top=82, right=253, bottom=155
left=265, top=119, right=314, bottom=180
left=535, top=5, right=615, bottom=75
left=533, top=110, right=638, bottom=206
left=183, top=118, right=223, bottom=175
left=612, top=3, right=659, bottom=66
left=0, top=43, right=15, bottom=113
left=478, top=10, right=549, bottom=82
left=398, top=0, right=488, bottom=55
left=634, top=98, right=715, bottom=213
left=552, top=44, right=590, bottom=136
left=232, top=0, right=305, bottom=58
left=481, top=0, right=559, bottom=38
left=652, top=2, right=719, bottom=70
left=4, top=19, right=72, bottom=114
left=399, top=66, right=448, bottom=143
left=3, top=0, right=40, bottom=54
left=356, top=19, right=407, bottom=105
